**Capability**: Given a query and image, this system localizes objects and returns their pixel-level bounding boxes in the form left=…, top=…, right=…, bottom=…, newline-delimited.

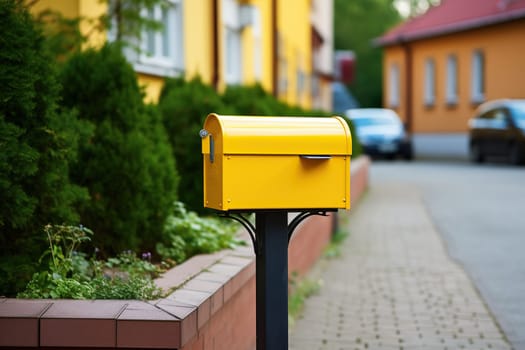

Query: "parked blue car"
left=345, top=108, right=413, bottom=160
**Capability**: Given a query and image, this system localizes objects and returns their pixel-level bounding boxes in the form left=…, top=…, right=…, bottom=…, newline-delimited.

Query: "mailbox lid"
left=202, top=114, right=352, bottom=155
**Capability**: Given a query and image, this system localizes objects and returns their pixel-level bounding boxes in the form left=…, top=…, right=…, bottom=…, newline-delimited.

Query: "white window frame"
left=136, top=0, right=184, bottom=77
left=223, top=0, right=242, bottom=85
left=446, top=54, right=458, bottom=105
left=471, top=50, right=485, bottom=104
left=388, top=63, right=400, bottom=108
left=424, top=58, right=436, bottom=106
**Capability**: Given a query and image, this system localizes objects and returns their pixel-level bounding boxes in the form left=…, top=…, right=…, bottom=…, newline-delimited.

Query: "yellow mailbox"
left=201, top=114, right=352, bottom=211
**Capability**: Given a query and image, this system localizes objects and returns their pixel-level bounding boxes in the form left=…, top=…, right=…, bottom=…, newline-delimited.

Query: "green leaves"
left=156, top=202, right=244, bottom=264
left=18, top=224, right=162, bottom=300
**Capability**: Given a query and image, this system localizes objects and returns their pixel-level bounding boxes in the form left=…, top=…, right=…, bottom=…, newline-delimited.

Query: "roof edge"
left=375, top=7, right=525, bottom=47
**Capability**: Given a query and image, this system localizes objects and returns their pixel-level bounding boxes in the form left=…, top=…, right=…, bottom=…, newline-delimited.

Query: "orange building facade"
left=377, top=0, right=525, bottom=134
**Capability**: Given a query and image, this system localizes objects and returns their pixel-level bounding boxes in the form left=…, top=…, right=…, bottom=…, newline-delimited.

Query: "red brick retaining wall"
left=0, top=156, right=369, bottom=349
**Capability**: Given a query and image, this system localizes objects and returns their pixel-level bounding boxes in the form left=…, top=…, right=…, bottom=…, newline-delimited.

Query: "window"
left=388, top=63, right=400, bottom=108
left=477, top=108, right=508, bottom=129
left=138, top=0, right=184, bottom=76
left=108, top=0, right=184, bottom=77
left=223, top=0, right=242, bottom=85
left=224, top=27, right=242, bottom=83
left=471, top=50, right=485, bottom=103
left=446, top=55, right=458, bottom=105
left=424, top=58, right=435, bottom=106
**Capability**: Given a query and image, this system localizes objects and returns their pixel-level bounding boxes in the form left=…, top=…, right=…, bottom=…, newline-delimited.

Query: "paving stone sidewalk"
left=289, top=183, right=512, bottom=350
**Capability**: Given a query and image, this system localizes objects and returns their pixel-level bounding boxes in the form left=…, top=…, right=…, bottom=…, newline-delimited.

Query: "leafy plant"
left=156, top=202, right=244, bottom=264
left=20, top=271, right=162, bottom=300
left=42, top=224, right=93, bottom=276
left=18, top=224, right=162, bottom=300
left=101, top=250, right=160, bottom=278
left=90, top=274, right=162, bottom=300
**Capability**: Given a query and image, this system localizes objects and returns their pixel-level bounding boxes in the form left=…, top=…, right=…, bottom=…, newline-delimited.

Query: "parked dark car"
left=345, top=108, right=413, bottom=160
left=468, top=99, right=525, bottom=165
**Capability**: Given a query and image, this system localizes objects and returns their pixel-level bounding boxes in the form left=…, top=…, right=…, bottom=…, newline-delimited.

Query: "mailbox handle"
left=300, top=155, right=332, bottom=160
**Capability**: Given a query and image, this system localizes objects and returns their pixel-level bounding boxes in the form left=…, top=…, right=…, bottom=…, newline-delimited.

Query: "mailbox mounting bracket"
left=219, top=212, right=257, bottom=251
left=220, top=210, right=335, bottom=254
left=220, top=210, right=338, bottom=349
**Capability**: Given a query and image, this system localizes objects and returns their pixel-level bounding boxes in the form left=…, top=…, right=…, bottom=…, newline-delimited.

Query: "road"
left=370, top=159, right=525, bottom=350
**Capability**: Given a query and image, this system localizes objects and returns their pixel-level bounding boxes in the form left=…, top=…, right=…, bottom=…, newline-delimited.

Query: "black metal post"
left=255, top=211, right=289, bottom=350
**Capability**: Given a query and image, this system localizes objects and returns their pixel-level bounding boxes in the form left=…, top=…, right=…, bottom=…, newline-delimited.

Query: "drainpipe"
left=401, top=40, right=413, bottom=133
left=212, top=0, right=219, bottom=90
left=272, top=0, right=278, bottom=97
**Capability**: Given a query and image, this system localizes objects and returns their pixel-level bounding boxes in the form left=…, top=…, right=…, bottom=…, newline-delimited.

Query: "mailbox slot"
left=202, top=114, right=352, bottom=211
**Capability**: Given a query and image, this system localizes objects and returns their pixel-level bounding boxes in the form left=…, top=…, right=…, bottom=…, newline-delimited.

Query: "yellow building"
left=31, top=0, right=334, bottom=111
left=376, top=0, right=525, bottom=133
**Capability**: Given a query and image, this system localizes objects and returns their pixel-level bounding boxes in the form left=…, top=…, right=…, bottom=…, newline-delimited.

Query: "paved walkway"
left=289, top=183, right=512, bottom=350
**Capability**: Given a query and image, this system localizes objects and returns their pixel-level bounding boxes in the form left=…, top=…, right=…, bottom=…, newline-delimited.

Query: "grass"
left=323, top=230, right=349, bottom=259
left=288, top=272, right=322, bottom=327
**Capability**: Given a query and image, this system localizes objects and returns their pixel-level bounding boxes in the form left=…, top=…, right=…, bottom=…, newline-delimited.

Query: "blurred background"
left=2, top=2, right=525, bottom=346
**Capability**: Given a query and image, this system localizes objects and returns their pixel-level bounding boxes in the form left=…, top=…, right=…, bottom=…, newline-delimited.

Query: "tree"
left=101, top=0, right=162, bottom=49
left=334, top=0, right=401, bottom=107
left=29, top=0, right=163, bottom=61
left=32, top=7, right=85, bottom=62
left=394, top=0, right=441, bottom=18
left=0, top=0, right=89, bottom=296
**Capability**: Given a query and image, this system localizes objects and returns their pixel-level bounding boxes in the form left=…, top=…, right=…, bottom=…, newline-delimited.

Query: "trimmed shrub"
left=0, top=0, right=89, bottom=296
left=60, top=44, right=179, bottom=255
left=158, top=76, right=229, bottom=214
